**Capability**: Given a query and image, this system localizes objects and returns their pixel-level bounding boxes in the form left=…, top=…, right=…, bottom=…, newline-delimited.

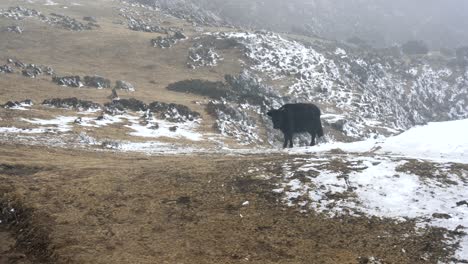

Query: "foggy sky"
left=137, top=0, right=468, bottom=49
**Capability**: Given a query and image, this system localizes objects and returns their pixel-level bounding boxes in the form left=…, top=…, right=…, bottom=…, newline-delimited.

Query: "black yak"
left=267, top=103, right=324, bottom=148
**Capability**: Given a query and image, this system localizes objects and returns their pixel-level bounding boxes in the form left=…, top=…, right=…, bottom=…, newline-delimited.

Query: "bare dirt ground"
left=0, top=143, right=452, bottom=264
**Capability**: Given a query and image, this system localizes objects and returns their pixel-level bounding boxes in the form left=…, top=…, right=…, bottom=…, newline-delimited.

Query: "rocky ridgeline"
left=53, top=75, right=135, bottom=91
left=187, top=43, right=222, bottom=68
left=0, top=6, right=99, bottom=31
left=105, top=98, right=200, bottom=123
left=42, top=97, right=102, bottom=111
left=214, top=31, right=468, bottom=141
left=0, top=58, right=54, bottom=78
left=151, top=31, right=187, bottom=48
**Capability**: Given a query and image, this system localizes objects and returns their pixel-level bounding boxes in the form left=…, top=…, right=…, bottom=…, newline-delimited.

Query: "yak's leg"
left=309, top=131, right=316, bottom=146
left=288, top=134, right=294, bottom=148
left=283, top=133, right=289, bottom=148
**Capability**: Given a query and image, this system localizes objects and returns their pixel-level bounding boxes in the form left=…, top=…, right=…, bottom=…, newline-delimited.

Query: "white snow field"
left=270, top=119, right=468, bottom=262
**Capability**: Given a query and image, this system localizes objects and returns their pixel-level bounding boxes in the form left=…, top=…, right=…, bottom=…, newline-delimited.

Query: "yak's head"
left=267, top=108, right=284, bottom=129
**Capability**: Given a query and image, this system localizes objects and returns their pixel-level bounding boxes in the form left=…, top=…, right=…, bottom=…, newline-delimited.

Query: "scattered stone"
left=6, top=25, right=23, bottom=34
left=83, top=75, right=111, bottom=88
left=456, top=200, right=468, bottom=207
left=115, top=80, right=135, bottom=91
left=42, top=97, right=101, bottom=111
left=52, top=76, right=83, bottom=87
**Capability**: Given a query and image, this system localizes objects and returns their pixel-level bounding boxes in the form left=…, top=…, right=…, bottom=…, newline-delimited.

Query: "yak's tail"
left=316, top=108, right=324, bottom=137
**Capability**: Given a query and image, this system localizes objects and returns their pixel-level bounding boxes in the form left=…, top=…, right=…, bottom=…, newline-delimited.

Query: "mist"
left=143, top=0, right=468, bottom=49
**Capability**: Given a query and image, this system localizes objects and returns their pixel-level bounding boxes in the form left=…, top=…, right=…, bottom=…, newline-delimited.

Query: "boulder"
left=83, top=75, right=111, bottom=88
left=105, top=98, right=147, bottom=113
left=115, top=80, right=135, bottom=91
left=3, top=99, right=33, bottom=109
left=148, top=101, right=200, bottom=122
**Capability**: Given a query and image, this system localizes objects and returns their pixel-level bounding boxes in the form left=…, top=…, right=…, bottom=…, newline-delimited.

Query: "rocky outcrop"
left=83, top=75, right=111, bottom=89
left=52, top=76, right=83, bottom=87
left=0, top=65, right=14, bottom=74
left=104, top=98, right=200, bottom=122
left=105, top=98, right=147, bottom=113
left=51, top=74, right=115, bottom=89
left=42, top=97, right=101, bottom=111
left=21, top=64, right=54, bottom=78
left=2, top=59, right=54, bottom=78
left=148, top=101, right=200, bottom=122
left=2, top=99, right=32, bottom=109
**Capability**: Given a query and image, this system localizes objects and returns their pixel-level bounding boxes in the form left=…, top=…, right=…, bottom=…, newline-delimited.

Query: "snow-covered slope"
left=211, top=31, right=467, bottom=142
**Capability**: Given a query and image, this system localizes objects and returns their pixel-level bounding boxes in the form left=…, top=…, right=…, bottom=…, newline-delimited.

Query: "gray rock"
left=6, top=25, right=23, bottom=34
left=42, top=97, right=101, bottom=111
left=115, top=80, right=135, bottom=91
left=0, top=65, right=14, bottom=73
left=52, top=76, right=83, bottom=87
left=83, top=75, right=111, bottom=88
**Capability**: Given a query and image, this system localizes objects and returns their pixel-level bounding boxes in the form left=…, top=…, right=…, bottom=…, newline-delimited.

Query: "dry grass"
left=0, top=143, right=453, bottom=264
